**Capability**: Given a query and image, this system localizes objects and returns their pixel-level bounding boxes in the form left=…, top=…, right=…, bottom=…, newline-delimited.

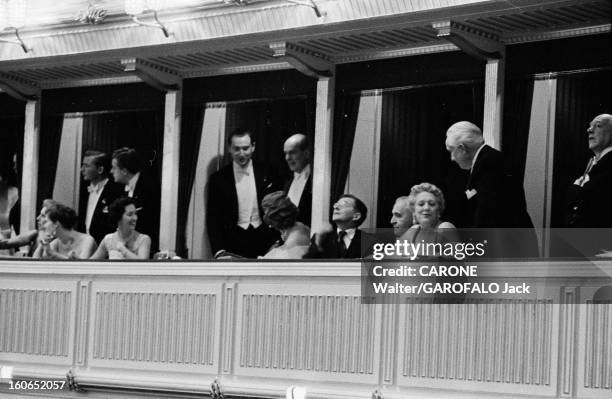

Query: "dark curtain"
left=175, top=104, right=205, bottom=258
left=377, top=82, right=484, bottom=228
left=0, top=116, right=24, bottom=185
left=330, top=92, right=361, bottom=211
left=551, top=69, right=612, bottom=227
left=224, top=97, right=316, bottom=176
left=502, top=77, right=535, bottom=180
left=0, top=116, right=24, bottom=233
left=36, top=114, right=65, bottom=209
left=81, top=110, right=164, bottom=181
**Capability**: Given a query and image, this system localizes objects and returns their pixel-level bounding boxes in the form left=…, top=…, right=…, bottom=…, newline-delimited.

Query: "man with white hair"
left=566, top=113, right=612, bottom=227
left=445, top=121, right=536, bottom=257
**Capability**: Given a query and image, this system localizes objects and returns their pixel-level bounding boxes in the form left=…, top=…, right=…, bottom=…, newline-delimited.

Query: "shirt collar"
left=471, top=143, right=486, bottom=172
left=88, top=177, right=108, bottom=194
left=294, top=163, right=311, bottom=179
left=233, top=160, right=253, bottom=175
left=596, top=146, right=612, bottom=162
left=125, top=172, right=140, bottom=193
left=337, top=227, right=356, bottom=240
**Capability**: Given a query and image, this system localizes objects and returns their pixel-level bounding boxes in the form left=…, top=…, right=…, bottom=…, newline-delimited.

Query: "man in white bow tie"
left=78, top=150, right=123, bottom=244
left=566, top=114, right=612, bottom=227
left=207, top=129, right=280, bottom=258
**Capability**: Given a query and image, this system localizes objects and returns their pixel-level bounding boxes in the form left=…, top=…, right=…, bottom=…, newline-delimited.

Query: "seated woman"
left=34, top=202, right=97, bottom=259
left=0, top=199, right=56, bottom=257
left=91, top=197, right=151, bottom=260
left=0, top=160, right=19, bottom=256
left=259, top=191, right=310, bottom=259
left=400, top=182, right=458, bottom=256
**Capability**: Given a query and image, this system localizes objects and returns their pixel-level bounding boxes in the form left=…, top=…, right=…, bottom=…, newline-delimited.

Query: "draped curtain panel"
left=36, top=114, right=65, bottom=210
left=551, top=70, right=612, bottom=227
left=175, top=105, right=205, bottom=258
left=331, top=92, right=361, bottom=211
left=224, top=97, right=316, bottom=177
left=377, top=82, right=484, bottom=228
left=501, top=77, right=535, bottom=181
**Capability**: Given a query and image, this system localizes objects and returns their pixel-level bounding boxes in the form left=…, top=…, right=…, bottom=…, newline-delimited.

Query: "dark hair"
left=84, top=150, right=111, bottom=175
left=227, top=128, right=254, bottom=146
left=46, top=203, right=77, bottom=229
left=112, top=147, right=140, bottom=174
left=338, top=194, right=368, bottom=227
left=261, top=191, right=298, bottom=230
left=108, top=197, right=138, bottom=227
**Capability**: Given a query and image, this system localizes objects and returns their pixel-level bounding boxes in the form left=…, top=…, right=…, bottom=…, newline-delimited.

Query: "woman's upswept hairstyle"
left=408, top=182, right=446, bottom=215
left=261, top=191, right=298, bottom=231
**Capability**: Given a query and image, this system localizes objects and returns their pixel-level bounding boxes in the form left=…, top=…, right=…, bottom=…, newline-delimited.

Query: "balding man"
left=283, top=134, right=312, bottom=226
left=390, top=196, right=413, bottom=238
left=566, top=114, right=612, bottom=227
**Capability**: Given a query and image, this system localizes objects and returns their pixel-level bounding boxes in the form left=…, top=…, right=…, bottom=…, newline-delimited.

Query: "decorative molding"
left=270, top=41, right=333, bottom=78
left=559, top=287, right=578, bottom=396
left=0, top=289, right=71, bottom=357
left=380, top=303, right=396, bottom=384
left=504, top=24, right=611, bottom=44
left=92, top=291, right=216, bottom=365
left=66, top=369, right=83, bottom=392
left=220, top=283, right=236, bottom=374
left=335, top=43, right=459, bottom=64
left=0, top=72, right=40, bottom=101
left=432, top=20, right=504, bottom=61
left=1, top=259, right=612, bottom=279
left=182, top=61, right=292, bottom=78
left=239, top=294, right=376, bottom=374
left=400, top=300, right=553, bottom=385
left=372, top=388, right=384, bottom=399
left=74, top=281, right=91, bottom=367
left=211, top=377, right=225, bottom=399
left=583, top=298, right=612, bottom=390
left=121, top=58, right=182, bottom=91
left=38, top=75, right=142, bottom=89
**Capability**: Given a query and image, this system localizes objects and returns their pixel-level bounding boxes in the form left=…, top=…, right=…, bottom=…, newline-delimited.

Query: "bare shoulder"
left=438, top=221, right=456, bottom=229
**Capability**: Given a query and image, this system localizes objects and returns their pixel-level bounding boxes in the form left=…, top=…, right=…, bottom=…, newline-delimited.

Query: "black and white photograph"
left=0, top=0, right=611, bottom=398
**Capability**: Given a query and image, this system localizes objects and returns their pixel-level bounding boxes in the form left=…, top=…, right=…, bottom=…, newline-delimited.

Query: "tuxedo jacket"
left=206, top=161, right=280, bottom=255
left=565, top=151, right=612, bottom=228
left=466, top=145, right=533, bottom=229
left=282, top=172, right=312, bottom=226
left=465, top=145, right=538, bottom=257
left=304, top=228, right=363, bottom=259
left=130, top=172, right=160, bottom=251
left=78, top=179, right=123, bottom=244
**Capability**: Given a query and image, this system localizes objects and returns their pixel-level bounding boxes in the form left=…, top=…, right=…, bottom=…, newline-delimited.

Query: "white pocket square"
left=465, top=189, right=477, bottom=199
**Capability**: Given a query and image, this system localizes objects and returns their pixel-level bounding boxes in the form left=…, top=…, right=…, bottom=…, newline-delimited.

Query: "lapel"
left=224, top=164, right=239, bottom=216
left=347, top=229, right=361, bottom=257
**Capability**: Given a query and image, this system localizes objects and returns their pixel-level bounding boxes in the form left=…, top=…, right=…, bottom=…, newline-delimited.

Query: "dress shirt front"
left=233, top=161, right=262, bottom=229
left=125, top=172, right=140, bottom=198
left=287, top=163, right=311, bottom=207
left=85, top=178, right=108, bottom=233
left=337, top=227, right=356, bottom=249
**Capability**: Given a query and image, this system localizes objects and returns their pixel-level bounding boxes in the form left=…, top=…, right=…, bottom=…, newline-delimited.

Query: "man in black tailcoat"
left=207, top=129, right=280, bottom=258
